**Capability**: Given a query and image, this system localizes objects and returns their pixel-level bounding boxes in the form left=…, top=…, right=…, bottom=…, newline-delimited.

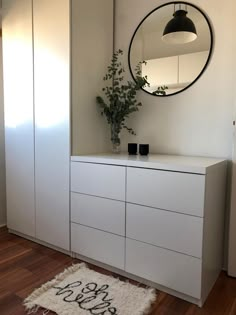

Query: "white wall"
left=115, top=0, right=234, bottom=159
left=228, top=0, right=236, bottom=277
left=72, top=0, right=113, bottom=155
left=0, top=38, right=6, bottom=227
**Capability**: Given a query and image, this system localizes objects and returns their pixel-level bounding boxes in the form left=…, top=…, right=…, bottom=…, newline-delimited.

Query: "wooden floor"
left=0, top=227, right=236, bottom=315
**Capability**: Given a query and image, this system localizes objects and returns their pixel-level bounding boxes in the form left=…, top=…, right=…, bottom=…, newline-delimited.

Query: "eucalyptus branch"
left=96, top=49, right=148, bottom=137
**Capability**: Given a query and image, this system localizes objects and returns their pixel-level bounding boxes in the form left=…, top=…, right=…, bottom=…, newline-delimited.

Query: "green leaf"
left=95, top=49, right=146, bottom=137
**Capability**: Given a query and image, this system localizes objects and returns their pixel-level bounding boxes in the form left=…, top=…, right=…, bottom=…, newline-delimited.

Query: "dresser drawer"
left=71, top=223, right=125, bottom=270
left=127, top=167, right=205, bottom=217
left=71, top=193, right=125, bottom=236
left=126, top=203, right=203, bottom=258
left=126, top=238, right=202, bottom=298
left=71, top=162, right=126, bottom=201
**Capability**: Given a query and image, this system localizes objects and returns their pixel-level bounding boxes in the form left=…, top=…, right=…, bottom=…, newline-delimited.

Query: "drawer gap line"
left=126, top=202, right=204, bottom=219
left=126, top=236, right=202, bottom=260
left=71, top=222, right=125, bottom=238
left=71, top=191, right=125, bottom=203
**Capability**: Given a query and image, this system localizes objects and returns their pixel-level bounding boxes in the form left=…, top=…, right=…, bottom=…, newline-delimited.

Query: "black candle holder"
left=128, top=143, right=137, bottom=155
left=139, top=144, right=149, bottom=156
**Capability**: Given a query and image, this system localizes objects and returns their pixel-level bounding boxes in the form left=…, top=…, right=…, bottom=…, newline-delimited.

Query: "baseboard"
left=8, top=229, right=70, bottom=256
left=0, top=223, right=6, bottom=228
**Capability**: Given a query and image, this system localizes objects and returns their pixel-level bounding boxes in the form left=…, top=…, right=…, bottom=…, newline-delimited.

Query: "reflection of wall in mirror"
left=132, top=5, right=210, bottom=61
left=142, top=51, right=208, bottom=94
left=143, top=21, right=210, bottom=60
left=129, top=3, right=211, bottom=95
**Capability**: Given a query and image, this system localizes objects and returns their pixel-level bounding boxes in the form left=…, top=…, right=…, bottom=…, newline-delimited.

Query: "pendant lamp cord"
left=174, top=3, right=188, bottom=13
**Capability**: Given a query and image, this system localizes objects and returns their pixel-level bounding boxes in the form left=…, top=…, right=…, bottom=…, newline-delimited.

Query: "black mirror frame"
left=128, top=1, right=214, bottom=97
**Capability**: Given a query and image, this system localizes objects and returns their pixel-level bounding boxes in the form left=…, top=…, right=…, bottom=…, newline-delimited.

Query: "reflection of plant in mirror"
left=139, top=61, right=168, bottom=96
left=96, top=49, right=148, bottom=153
left=153, top=85, right=168, bottom=96
left=134, top=60, right=150, bottom=90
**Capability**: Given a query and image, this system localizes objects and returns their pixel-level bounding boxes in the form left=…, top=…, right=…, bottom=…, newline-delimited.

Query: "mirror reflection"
left=129, top=2, right=213, bottom=96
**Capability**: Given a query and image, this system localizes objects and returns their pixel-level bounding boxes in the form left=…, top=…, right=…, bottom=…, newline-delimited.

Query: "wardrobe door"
left=33, top=0, right=70, bottom=250
left=2, top=0, right=35, bottom=237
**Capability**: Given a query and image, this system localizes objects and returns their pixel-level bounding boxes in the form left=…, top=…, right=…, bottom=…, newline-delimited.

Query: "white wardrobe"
left=2, top=0, right=113, bottom=251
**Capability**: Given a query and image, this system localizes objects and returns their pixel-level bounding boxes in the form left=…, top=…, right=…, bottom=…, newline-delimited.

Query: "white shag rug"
left=24, top=263, right=156, bottom=315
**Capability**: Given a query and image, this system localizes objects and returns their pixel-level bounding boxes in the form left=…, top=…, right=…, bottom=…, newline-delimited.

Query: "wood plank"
left=229, top=299, right=236, bottom=315
left=0, top=293, right=24, bottom=315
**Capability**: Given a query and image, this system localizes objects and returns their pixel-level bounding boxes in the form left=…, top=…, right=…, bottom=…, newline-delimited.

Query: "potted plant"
left=96, top=49, right=148, bottom=153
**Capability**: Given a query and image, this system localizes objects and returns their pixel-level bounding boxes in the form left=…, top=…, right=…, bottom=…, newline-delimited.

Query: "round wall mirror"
left=128, top=1, right=213, bottom=96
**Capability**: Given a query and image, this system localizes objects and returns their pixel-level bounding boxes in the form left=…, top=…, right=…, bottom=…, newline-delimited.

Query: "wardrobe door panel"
left=34, top=0, right=70, bottom=250
left=2, top=0, right=35, bottom=237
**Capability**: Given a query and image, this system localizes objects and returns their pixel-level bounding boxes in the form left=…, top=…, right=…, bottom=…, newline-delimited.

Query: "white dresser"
left=70, top=154, right=227, bottom=306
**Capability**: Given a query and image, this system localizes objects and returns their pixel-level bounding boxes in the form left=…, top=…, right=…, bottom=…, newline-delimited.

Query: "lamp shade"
left=162, top=9, right=197, bottom=44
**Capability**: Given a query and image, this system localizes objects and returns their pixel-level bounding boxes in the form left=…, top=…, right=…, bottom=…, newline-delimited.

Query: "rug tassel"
left=27, top=305, right=40, bottom=314
left=141, top=289, right=157, bottom=315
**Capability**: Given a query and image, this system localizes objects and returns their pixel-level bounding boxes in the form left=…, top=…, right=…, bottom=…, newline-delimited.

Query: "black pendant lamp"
left=162, top=4, right=197, bottom=44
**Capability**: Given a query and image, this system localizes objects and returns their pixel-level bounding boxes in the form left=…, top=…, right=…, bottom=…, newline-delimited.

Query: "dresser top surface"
left=71, top=154, right=226, bottom=174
